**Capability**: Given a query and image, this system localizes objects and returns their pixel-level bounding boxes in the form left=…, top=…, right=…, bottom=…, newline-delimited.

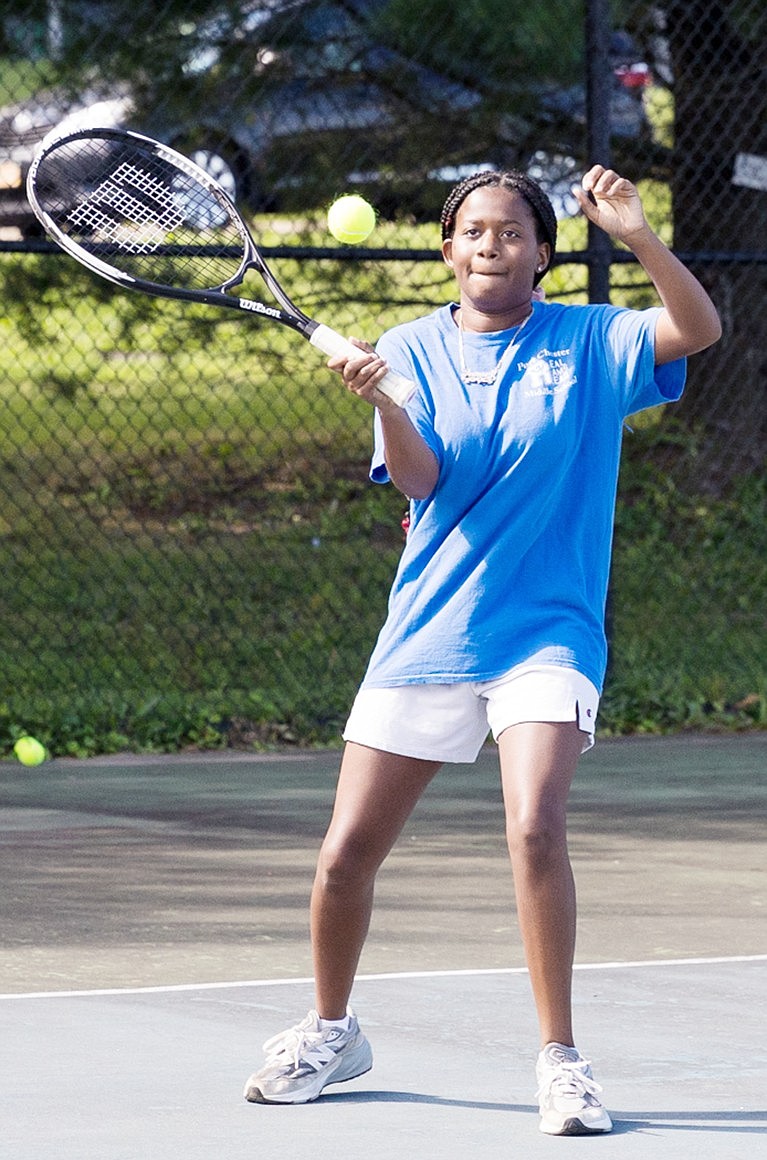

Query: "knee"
left=506, top=808, right=567, bottom=873
left=316, top=830, right=379, bottom=893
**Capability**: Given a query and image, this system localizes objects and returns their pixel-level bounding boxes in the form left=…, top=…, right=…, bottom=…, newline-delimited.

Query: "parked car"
left=0, top=2, right=652, bottom=235
left=0, top=79, right=483, bottom=233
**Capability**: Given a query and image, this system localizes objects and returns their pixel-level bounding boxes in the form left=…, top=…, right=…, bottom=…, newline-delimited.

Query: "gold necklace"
left=457, top=310, right=532, bottom=386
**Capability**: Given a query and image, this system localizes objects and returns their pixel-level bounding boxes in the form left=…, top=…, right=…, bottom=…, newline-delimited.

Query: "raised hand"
left=573, top=165, right=648, bottom=244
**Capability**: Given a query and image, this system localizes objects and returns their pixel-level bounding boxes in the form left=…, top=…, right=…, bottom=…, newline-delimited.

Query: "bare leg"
left=310, top=742, right=441, bottom=1018
left=498, top=721, right=584, bottom=1048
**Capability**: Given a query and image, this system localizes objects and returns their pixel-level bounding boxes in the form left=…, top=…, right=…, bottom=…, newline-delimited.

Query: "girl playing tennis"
left=244, top=165, right=721, bottom=1135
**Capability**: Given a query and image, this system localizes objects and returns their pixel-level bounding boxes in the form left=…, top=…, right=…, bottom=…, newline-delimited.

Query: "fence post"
left=585, top=0, right=616, bottom=671
left=585, top=0, right=612, bottom=303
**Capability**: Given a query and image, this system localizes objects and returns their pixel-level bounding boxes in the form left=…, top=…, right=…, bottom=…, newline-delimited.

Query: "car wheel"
left=172, top=138, right=250, bottom=205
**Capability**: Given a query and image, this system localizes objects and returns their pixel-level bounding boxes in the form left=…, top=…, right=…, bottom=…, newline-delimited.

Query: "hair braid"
left=440, top=170, right=558, bottom=285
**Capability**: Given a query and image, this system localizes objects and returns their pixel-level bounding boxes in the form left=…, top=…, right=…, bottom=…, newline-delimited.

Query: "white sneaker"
left=243, top=1010, right=373, bottom=1104
left=536, top=1043, right=613, bottom=1135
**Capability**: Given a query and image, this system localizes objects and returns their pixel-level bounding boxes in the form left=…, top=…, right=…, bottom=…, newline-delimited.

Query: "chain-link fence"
left=1, top=1, right=765, bottom=755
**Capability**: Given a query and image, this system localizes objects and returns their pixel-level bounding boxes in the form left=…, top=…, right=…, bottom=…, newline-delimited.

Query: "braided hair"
left=441, top=170, right=557, bottom=286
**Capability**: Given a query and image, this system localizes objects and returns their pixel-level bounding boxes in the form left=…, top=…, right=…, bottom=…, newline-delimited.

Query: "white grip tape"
left=309, top=324, right=415, bottom=408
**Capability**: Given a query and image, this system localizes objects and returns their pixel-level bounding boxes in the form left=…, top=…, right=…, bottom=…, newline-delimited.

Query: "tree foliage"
left=2, top=1, right=591, bottom=149
left=378, top=0, right=585, bottom=89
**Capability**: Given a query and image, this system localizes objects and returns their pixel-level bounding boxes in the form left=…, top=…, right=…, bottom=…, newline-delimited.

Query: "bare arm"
left=574, top=166, right=722, bottom=364
left=375, top=397, right=439, bottom=498
left=326, top=339, right=439, bottom=499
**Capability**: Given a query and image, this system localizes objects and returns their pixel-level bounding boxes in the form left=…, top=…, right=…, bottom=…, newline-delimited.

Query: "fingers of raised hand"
left=581, top=165, right=636, bottom=202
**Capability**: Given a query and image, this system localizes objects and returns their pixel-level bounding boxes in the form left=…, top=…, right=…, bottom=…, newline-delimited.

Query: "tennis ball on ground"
left=13, top=736, right=47, bottom=766
left=327, top=195, right=376, bottom=244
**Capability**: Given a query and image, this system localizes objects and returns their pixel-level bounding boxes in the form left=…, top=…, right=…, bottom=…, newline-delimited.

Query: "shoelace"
left=536, top=1058, right=604, bottom=1102
left=262, top=1023, right=341, bottom=1069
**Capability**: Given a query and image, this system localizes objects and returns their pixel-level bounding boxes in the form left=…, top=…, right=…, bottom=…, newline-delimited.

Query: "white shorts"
left=343, top=664, right=599, bottom=764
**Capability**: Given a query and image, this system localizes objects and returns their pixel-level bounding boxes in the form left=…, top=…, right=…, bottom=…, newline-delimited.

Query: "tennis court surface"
left=2, top=734, right=765, bottom=1158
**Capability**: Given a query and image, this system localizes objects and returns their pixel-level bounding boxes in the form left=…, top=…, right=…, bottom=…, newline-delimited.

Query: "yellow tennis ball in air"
left=327, top=195, right=376, bottom=245
left=13, top=736, right=47, bottom=766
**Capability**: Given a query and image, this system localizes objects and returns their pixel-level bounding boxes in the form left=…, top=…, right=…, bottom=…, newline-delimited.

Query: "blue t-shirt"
left=363, top=299, right=685, bottom=693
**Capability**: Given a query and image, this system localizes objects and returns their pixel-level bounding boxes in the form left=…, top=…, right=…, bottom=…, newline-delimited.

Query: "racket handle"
left=309, top=324, right=415, bottom=407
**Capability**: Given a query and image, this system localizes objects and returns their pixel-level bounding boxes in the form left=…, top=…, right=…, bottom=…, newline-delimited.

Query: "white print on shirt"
left=518, top=349, right=577, bottom=397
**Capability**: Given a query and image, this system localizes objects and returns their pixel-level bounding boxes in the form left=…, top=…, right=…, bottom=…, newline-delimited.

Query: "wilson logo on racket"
left=237, top=299, right=283, bottom=319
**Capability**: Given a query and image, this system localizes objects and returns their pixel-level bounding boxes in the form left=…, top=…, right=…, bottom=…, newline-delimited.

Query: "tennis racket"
left=26, top=127, right=415, bottom=407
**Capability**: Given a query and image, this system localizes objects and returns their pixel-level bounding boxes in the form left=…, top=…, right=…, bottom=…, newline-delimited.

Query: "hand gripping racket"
left=26, top=127, right=415, bottom=407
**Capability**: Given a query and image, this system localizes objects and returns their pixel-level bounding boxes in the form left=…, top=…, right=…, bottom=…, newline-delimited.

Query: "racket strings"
left=68, top=162, right=191, bottom=253
left=35, top=136, right=248, bottom=292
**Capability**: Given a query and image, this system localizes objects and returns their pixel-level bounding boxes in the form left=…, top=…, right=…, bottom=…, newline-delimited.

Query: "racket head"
left=26, top=127, right=254, bottom=294
left=26, top=127, right=415, bottom=407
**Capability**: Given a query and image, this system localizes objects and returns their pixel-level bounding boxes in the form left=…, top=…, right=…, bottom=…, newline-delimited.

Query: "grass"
left=0, top=55, right=57, bottom=103
left=604, top=455, right=766, bottom=734
left=0, top=208, right=764, bottom=756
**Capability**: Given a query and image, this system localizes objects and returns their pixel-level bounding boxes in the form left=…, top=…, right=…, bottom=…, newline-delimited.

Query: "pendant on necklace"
left=458, top=310, right=532, bottom=386
left=461, top=366, right=499, bottom=386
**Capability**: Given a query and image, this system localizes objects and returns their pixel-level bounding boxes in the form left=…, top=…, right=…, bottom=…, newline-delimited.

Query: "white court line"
left=1, top=953, right=765, bottom=1002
